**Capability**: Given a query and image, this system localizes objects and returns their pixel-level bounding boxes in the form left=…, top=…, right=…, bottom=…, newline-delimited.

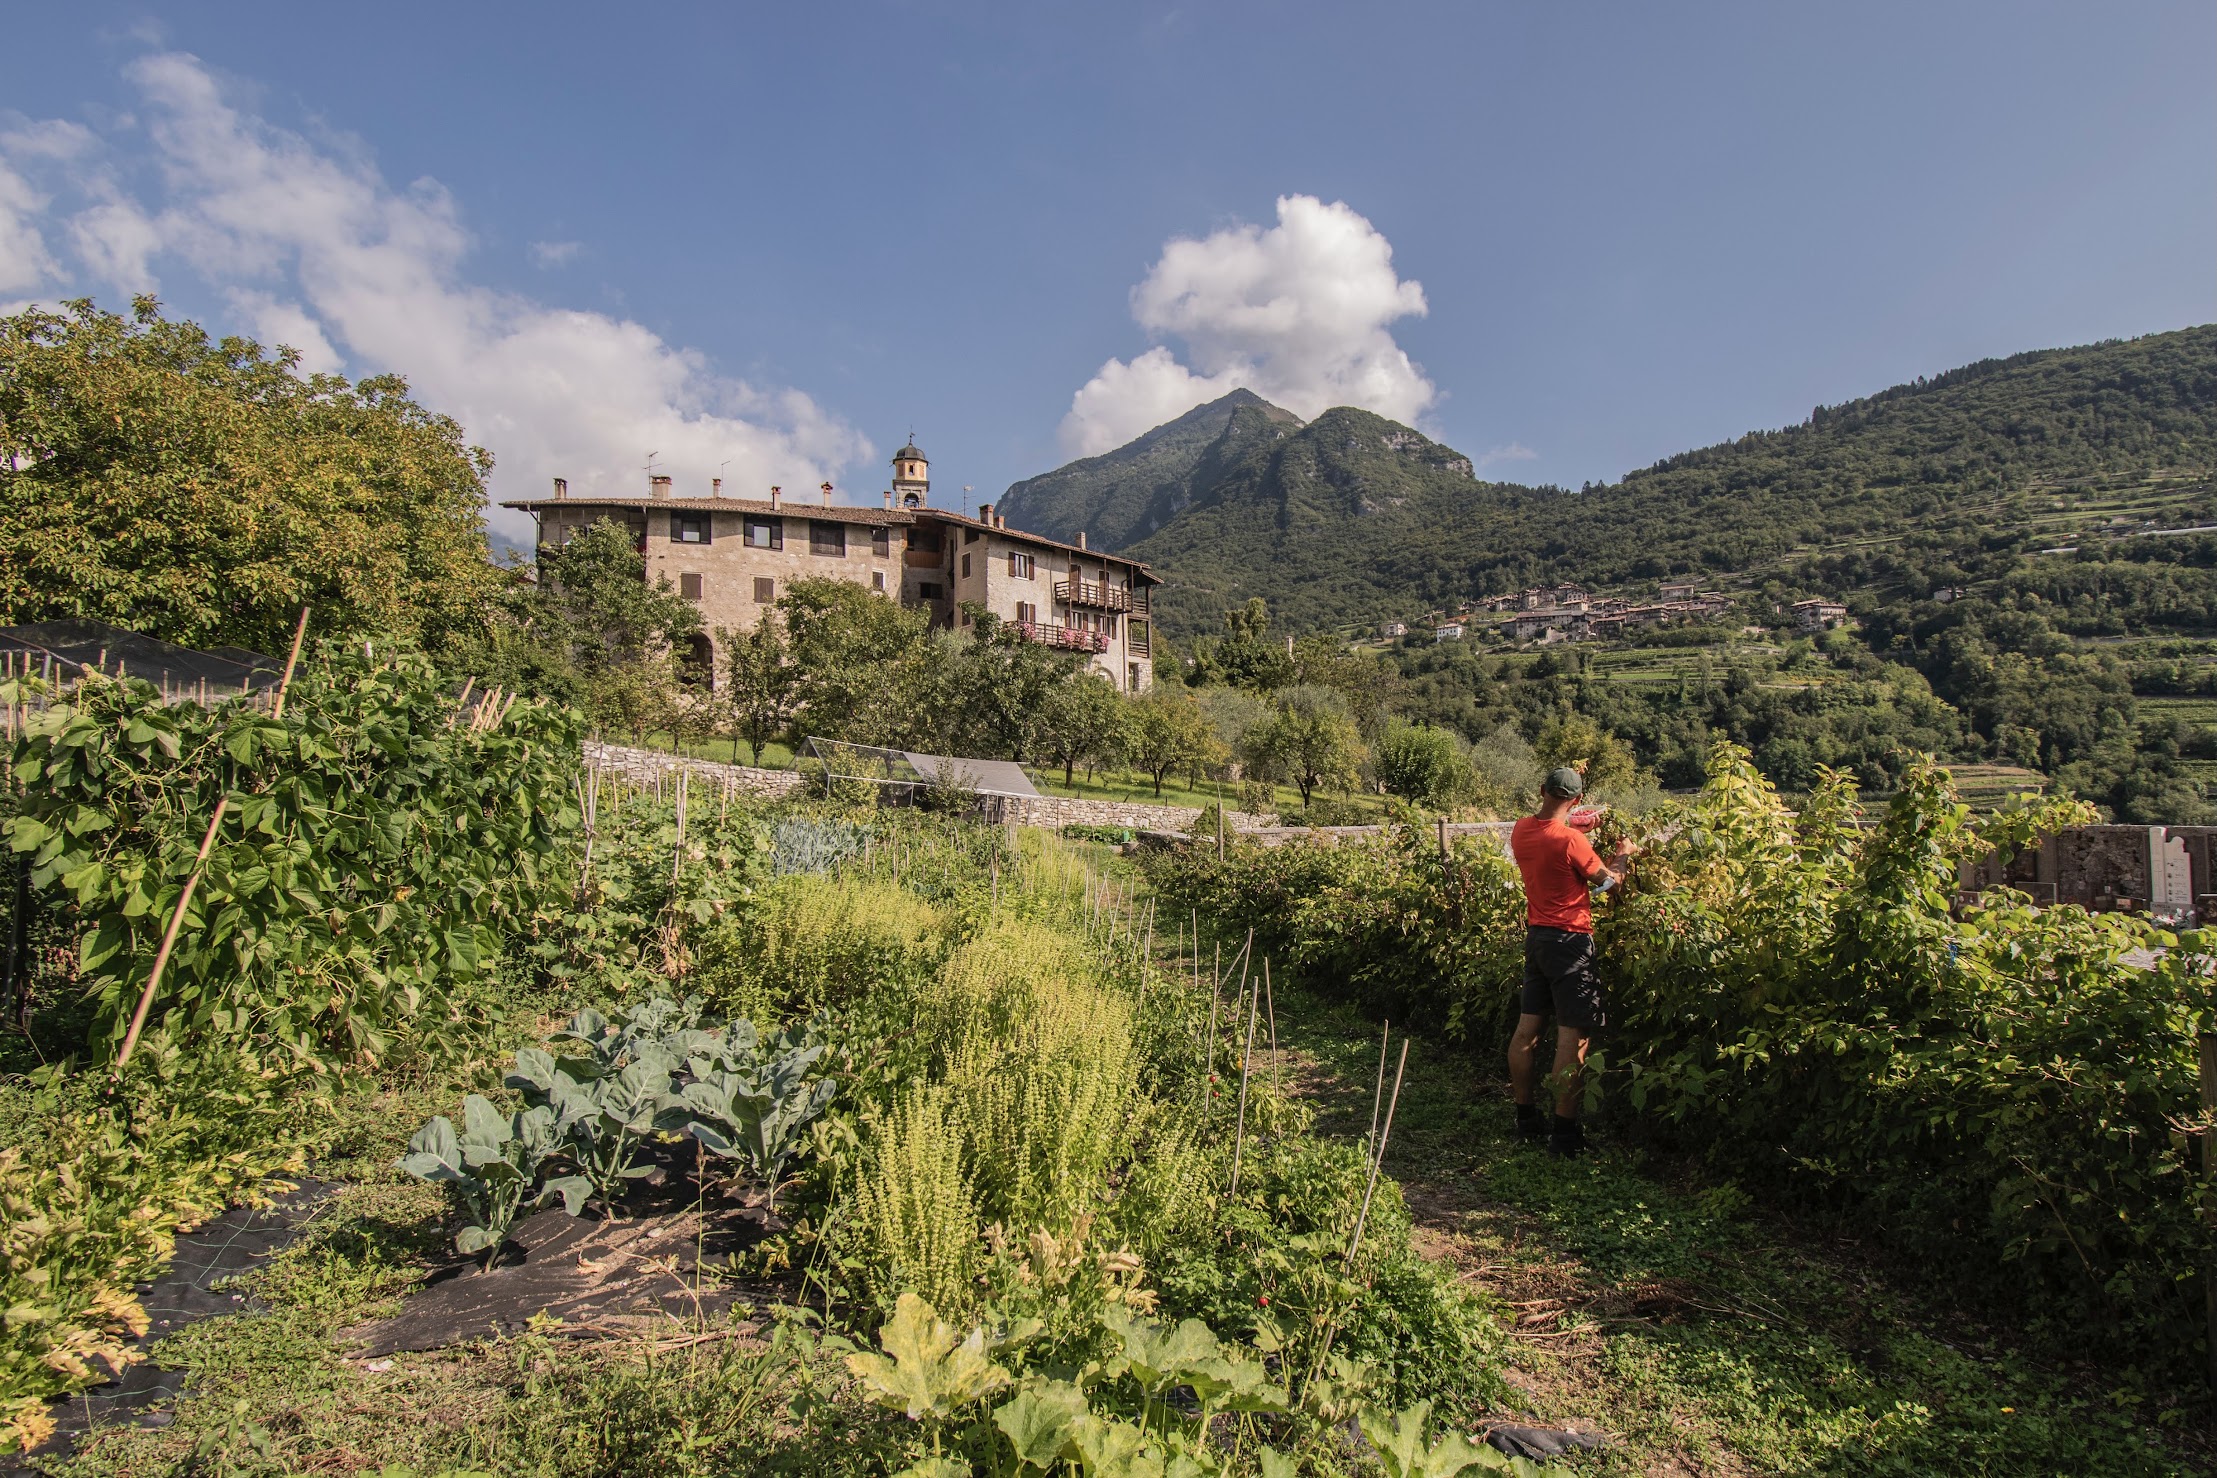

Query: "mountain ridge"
left=1013, top=326, right=2217, bottom=637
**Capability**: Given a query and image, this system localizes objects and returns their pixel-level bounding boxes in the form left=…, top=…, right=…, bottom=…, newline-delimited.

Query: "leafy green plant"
left=397, top=1095, right=589, bottom=1266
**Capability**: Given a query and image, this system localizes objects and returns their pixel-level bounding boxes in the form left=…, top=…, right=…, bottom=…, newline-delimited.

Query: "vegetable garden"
left=0, top=653, right=1556, bottom=1476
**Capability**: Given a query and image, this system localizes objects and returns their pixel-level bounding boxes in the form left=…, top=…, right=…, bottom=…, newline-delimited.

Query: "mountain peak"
left=998, top=389, right=1302, bottom=548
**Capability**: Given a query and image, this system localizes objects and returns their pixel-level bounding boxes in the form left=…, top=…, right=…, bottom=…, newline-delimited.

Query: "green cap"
left=1542, top=767, right=1585, bottom=798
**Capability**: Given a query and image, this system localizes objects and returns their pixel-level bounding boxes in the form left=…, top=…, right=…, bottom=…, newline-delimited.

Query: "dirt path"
left=1258, top=978, right=2208, bottom=1478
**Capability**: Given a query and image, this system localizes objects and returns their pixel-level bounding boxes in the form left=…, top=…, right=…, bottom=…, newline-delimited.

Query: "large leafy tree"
left=780, top=577, right=941, bottom=748
left=1245, top=685, right=1367, bottom=806
left=719, top=611, right=797, bottom=765
left=1124, top=688, right=1222, bottom=797
left=0, top=297, right=499, bottom=655
left=936, top=607, right=1087, bottom=762
left=1031, top=672, right=1129, bottom=786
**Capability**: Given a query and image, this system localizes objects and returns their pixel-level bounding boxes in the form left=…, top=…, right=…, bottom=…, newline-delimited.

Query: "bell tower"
left=891, top=435, right=930, bottom=508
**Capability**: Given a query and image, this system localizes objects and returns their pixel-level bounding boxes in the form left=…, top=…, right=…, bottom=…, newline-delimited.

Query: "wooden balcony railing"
left=1055, top=579, right=1131, bottom=613
left=1014, top=621, right=1108, bottom=653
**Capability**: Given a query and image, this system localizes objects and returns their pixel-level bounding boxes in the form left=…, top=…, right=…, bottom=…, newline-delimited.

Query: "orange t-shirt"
left=1511, top=815, right=1608, bottom=933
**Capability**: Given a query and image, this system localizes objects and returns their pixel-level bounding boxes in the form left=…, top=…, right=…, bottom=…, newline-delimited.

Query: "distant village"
left=1381, top=582, right=1849, bottom=644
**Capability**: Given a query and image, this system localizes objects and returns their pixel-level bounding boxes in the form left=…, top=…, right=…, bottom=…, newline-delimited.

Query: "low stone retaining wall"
left=580, top=744, right=1274, bottom=832
left=583, top=742, right=808, bottom=799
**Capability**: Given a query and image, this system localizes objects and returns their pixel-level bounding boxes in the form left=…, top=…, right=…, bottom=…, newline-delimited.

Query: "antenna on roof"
left=645, top=450, right=661, bottom=476
left=963, top=485, right=973, bottom=519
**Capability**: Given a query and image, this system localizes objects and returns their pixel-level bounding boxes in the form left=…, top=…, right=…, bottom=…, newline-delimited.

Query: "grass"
left=1255, top=976, right=2210, bottom=1476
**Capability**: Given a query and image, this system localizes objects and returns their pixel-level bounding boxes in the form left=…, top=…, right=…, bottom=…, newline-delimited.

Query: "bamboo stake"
left=271, top=607, right=309, bottom=720
left=2202, top=1031, right=2217, bottom=1404
left=448, top=677, right=475, bottom=729
left=1228, top=964, right=1263, bottom=1196
left=116, top=795, right=231, bottom=1068
left=1263, top=957, right=1279, bottom=1092
left=1367, top=1023, right=1391, bottom=1165
left=1347, top=1040, right=1410, bottom=1259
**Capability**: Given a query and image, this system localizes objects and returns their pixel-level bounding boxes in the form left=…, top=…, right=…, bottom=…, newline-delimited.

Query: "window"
left=910, top=526, right=942, bottom=554
left=872, top=526, right=890, bottom=557
left=1009, top=551, right=1035, bottom=579
left=809, top=520, right=846, bottom=556
left=961, top=553, right=972, bottom=578
left=679, top=572, right=704, bottom=601
left=1102, top=614, right=1118, bottom=638
left=1128, top=663, right=1141, bottom=690
left=919, top=582, right=942, bottom=601
left=963, top=527, right=979, bottom=544
left=872, top=571, right=887, bottom=592
left=744, top=517, right=782, bottom=550
left=1016, top=601, right=1037, bottom=625
left=753, top=576, right=775, bottom=603
left=674, top=512, right=711, bottom=545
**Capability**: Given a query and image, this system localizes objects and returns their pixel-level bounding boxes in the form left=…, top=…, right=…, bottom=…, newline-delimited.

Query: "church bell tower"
left=891, top=437, right=930, bottom=508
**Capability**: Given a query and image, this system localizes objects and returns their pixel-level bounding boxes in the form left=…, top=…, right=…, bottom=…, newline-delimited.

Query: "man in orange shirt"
left=1508, top=767, right=1634, bottom=1157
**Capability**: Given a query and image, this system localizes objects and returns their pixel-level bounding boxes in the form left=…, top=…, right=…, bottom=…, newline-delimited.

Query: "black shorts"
left=1520, top=926, right=1606, bottom=1034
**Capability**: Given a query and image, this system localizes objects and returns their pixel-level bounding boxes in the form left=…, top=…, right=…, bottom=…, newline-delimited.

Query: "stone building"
left=504, top=441, right=1157, bottom=691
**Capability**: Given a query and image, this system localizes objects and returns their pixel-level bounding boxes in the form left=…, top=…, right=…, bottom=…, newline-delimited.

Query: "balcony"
left=1014, top=620, right=1108, bottom=653
left=1055, top=579, right=1132, bottom=613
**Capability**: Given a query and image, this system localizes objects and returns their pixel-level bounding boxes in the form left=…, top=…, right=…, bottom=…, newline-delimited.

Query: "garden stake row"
left=1367, top=1023, right=1392, bottom=1165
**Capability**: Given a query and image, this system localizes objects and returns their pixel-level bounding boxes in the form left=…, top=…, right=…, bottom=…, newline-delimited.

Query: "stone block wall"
left=583, top=742, right=808, bottom=799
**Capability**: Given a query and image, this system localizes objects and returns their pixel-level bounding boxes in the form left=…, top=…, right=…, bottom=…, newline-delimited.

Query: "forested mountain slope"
left=1075, top=325, right=2217, bottom=636
left=997, top=389, right=1302, bottom=549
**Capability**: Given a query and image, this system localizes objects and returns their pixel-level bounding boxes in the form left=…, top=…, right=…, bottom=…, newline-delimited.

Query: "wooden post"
left=117, top=795, right=230, bottom=1068
left=1437, top=815, right=1449, bottom=860
left=1217, top=784, right=1226, bottom=861
left=271, top=607, right=309, bottom=720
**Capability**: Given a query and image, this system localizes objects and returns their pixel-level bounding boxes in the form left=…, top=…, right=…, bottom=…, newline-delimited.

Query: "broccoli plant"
left=673, top=1016, right=838, bottom=1206
left=506, top=1044, right=673, bottom=1217
left=398, top=1096, right=590, bottom=1268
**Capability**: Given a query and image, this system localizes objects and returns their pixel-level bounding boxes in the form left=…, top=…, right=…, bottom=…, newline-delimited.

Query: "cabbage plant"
left=398, top=1095, right=589, bottom=1268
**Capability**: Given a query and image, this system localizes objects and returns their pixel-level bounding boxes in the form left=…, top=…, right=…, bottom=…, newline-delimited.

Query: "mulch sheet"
left=339, top=1164, right=788, bottom=1357
left=14, top=1178, right=336, bottom=1473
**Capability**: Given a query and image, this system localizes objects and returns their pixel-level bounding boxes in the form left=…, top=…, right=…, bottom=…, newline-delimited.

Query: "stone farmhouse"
left=503, top=441, right=1158, bottom=692
left=1793, top=598, right=1850, bottom=632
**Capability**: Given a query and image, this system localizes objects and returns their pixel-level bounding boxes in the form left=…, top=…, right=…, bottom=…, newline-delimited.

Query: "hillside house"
left=1434, top=620, right=1468, bottom=640
left=1380, top=620, right=1409, bottom=638
left=1793, top=598, right=1849, bottom=632
left=1658, top=579, right=1699, bottom=599
left=505, top=441, right=1158, bottom=692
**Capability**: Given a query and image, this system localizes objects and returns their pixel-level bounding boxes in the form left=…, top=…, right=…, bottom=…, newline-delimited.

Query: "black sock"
left=1552, top=1114, right=1580, bottom=1137
left=1515, top=1101, right=1543, bottom=1124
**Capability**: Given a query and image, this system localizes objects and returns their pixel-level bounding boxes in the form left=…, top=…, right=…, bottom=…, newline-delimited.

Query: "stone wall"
left=583, top=742, right=808, bottom=799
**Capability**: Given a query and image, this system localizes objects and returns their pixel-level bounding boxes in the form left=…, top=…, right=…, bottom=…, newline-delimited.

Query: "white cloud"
left=527, top=239, right=580, bottom=268
left=0, top=52, right=871, bottom=541
left=1478, top=442, right=1537, bottom=468
left=1060, top=194, right=1435, bottom=457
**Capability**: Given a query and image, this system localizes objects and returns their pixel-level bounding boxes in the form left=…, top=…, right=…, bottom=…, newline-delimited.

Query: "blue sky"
left=5, top=3, right=2211, bottom=543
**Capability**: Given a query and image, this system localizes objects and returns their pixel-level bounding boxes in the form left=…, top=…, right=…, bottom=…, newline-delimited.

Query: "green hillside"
left=1062, top=325, right=2217, bottom=636
left=997, top=388, right=1303, bottom=549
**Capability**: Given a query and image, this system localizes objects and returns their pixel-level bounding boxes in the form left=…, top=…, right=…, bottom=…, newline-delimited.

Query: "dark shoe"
left=1547, top=1116, right=1585, bottom=1158
left=1514, top=1103, right=1546, bottom=1145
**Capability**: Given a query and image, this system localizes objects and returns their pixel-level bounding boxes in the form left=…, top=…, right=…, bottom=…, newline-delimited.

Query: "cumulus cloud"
left=1060, top=194, right=1435, bottom=457
left=527, top=239, right=580, bottom=268
left=0, top=52, right=870, bottom=541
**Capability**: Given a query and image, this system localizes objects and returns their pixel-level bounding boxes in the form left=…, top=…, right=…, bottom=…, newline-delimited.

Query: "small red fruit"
left=1257, top=1294, right=1270, bottom=1307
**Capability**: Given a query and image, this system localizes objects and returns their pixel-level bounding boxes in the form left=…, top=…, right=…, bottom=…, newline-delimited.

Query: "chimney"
left=997, top=512, right=1007, bottom=529
left=1077, top=531, right=1088, bottom=550
left=820, top=481, right=834, bottom=507
left=977, top=502, right=993, bottom=524
left=883, top=489, right=894, bottom=508
left=712, top=477, right=723, bottom=497
left=553, top=477, right=568, bottom=500
left=650, top=474, right=672, bottom=500
left=770, top=485, right=782, bottom=510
